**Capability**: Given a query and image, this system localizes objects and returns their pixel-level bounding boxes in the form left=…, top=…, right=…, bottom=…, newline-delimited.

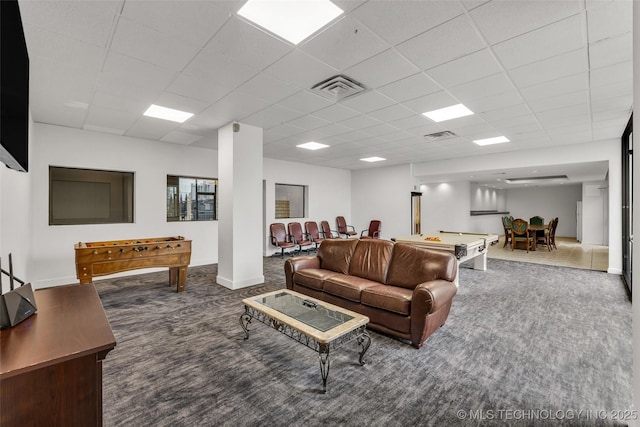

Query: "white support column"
left=216, top=122, right=264, bottom=289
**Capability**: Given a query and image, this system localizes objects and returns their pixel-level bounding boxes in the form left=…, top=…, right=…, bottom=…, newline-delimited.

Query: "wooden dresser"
left=0, top=284, right=116, bottom=426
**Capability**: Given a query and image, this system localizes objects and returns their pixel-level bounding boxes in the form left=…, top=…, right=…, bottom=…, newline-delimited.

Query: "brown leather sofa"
left=284, top=238, right=457, bottom=349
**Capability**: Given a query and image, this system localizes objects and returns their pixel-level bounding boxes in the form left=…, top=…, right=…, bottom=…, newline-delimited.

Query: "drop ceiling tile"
left=367, top=104, right=415, bottom=122
left=29, top=94, right=87, bottom=129
left=204, top=16, right=292, bottom=70
left=263, top=124, right=306, bottom=143
left=277, top=90, right=335, bottom=115
left=167, top=74, right=232, bottom=104
left=345, top=49, right=420, bottom=88
left=182, top=52, right=258, bottom=90
left=591, top=94, right=632, bottom=113
left=390, top=114, right=440, bottom=132
left=110, top=17, right=201, bottom=71
left=241, top=104, right=304, bottom=129
left=189, top=93, right=271, bottom=129
left=362, top=123, right=402, bottom=138
left=29, top=55, right=97, bottom=105
left=426, top=49, right=502, bottom=88
left=263, top=49, right=339, bottom=90
left=85, top=105, right=139, bottom=132
left=449, top=73, right=513, bottom=102
left=161, top=131, right=203, bottom=145
left=508, top=49, right=587, bottom=88
left=285, top=115, right=331, bottom=131
left=402, top=91, right=459, bottom=115
left=312, top=123, right=353, bottom=138
left=152, top=92, right=209, bottom=116
left=396, top=14, right=486, bottom=71
left=377, top=73, right=442, bottom=103
left=469, top=0, right=583, bottom=45
left=300, top=16, right=389, bottom=70
left=528, top=90, right=589, bottom=113
left=351, top=1, right=464, bottom=46
left=236, top=73, right=300, bottom=104
left=337, top=114, right=382, bottom=130
left=96, top=52, right=177, bottom=101
left=312, top=104, right=361, bottom=123
left=492, top=15, right=584, bottom=70
left=520, top=73, right=588, bottom=102
left=586, top=1, right=632, bottom=43
left=92, top=91, right=149, bottom=115
left=126, top=116, right=181, bottom=140
left=121, top=0, right=238, bottom=47
left=478, top=104, right=533, bottom=122
left=340, top=91, right=396, bottom=114
left=588, top=34, right=632, bottom=70
left=591, top=81, right=632, bottom=102
left=18, top=0, right=120, bottom=47
left=590, top=60, right=632, bottom=88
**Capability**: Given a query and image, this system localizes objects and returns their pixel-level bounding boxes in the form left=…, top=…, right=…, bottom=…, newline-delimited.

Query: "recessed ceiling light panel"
left=422, top=104, right=473, bottom=122
left=297, top=141, right=329, bottom=150
left=237, top=0, right=344, bottom=45
left=473, top=136, right=510, bottom=146
left=360, top=156, right=386, bottom=162
left=143, top=104, right=193, bottom=123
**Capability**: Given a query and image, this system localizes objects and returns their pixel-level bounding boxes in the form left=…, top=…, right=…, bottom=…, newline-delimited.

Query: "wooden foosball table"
left=74, top=236, right=192, bottom=292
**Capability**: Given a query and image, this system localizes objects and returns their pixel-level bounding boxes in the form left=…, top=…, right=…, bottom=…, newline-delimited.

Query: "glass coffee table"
left=240, top=289, right=371, bottom=393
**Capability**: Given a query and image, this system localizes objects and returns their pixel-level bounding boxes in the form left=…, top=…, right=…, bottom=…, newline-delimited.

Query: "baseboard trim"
left=216, top=275, right=265, bottom=290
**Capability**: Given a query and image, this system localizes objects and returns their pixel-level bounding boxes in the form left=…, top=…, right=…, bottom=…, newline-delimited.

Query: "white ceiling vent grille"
left=423, top=131, right=456, bottom=141
left=310, top=75, right=367, bottom=101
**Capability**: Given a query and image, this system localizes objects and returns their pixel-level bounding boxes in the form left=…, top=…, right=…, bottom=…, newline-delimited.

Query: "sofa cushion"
left=386, top=243, right=457, bottom=289
left=324, top=275, right=380, bottom=303
left=348, top=239, right=394, bottom=283
left=317, top=239, right=359, bottom=274
left=361, top=285, right=413, bottom=316
left=293, top=269, right=340, bottom=291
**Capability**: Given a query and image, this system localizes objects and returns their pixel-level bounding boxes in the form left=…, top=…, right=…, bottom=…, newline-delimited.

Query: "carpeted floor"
left=96, top=256, right=631, bottom=427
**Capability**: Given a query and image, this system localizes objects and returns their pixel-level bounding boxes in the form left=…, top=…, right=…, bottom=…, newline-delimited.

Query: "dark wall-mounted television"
left=0, top=0, right=30, bottom=172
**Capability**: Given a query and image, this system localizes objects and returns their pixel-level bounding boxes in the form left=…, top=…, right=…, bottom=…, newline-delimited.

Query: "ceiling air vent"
left=423, top=131, right=456, bottom=141
left=310, top=75, right=367, bottom=101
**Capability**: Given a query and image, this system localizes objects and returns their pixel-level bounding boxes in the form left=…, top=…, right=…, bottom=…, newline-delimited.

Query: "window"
left=49, top=167, right=134, bottom=225
left=275, top=183, right=307, bottom=219
left=167, top=176, right=217, bottom=221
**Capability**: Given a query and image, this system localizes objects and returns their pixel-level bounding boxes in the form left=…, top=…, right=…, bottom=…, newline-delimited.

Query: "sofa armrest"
left=412, top=280, right=457, bottom=315
left=284, top=256, right=320, bottom=289
left=410, top=280, right=457, bottom=348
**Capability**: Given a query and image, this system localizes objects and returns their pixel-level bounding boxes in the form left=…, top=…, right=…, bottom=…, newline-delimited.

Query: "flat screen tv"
left=0, top=0, right=30, bottom=172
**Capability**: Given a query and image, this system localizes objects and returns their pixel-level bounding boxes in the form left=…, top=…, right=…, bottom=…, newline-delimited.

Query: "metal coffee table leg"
left=318, top=343, right=331, bottom=393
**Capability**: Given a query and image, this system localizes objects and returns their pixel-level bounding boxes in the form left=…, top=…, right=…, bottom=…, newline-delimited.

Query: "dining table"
left=527, top=223, right=548, bottom=251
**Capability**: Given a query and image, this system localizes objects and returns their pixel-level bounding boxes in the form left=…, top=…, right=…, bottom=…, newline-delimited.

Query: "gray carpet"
left=96, top=257, right=631, bottom=427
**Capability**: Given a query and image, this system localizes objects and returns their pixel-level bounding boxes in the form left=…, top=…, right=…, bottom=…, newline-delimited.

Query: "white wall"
left=505, top=184, right=582, bottom=238
left=581, top=182, right=609, bottom=245
left=411, top=139, right=622, bottom=274
left=29, top=123, right=219, bottom=289
left=351, top=164, right=413, bottom=240
left=0, top=114, right=33, bottom=294
left=263, top=157, right=351, bottom=255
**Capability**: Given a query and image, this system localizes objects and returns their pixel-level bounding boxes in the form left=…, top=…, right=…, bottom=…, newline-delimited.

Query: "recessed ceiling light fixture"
left=422, top=104, right=473, bottom=122
left=360, top=156, right=386, bottom=162
left=237, top=0, right=344, bottom=45
left=473, top=136, right=510, bottom=146
left=143, top=104, right=193, bottom=123
left=297, top=141, right=329, bottom=150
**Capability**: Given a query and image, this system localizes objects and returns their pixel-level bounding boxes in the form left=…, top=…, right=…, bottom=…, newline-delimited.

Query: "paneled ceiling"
left=18, top=0, right=632, bottom=185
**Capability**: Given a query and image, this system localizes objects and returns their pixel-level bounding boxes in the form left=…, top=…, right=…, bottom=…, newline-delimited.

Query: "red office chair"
left=288, top=222, right=314, bottom=253
left=305, top=221, right=324, bottom=250
left=336, top=216, right=357, bottom=238
left=269, top=223, right=296, bottom=258
left=360, top=220, right=381, bottom=239
left=320, top=220, right=340, bottom=239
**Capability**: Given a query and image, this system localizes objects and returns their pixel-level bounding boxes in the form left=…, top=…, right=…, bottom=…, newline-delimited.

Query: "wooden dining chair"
left=511, top=218, right=534, bottom=252
left=501, top=216, right=512, bottom=247
left=536, top=220, right=554, bottom=251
